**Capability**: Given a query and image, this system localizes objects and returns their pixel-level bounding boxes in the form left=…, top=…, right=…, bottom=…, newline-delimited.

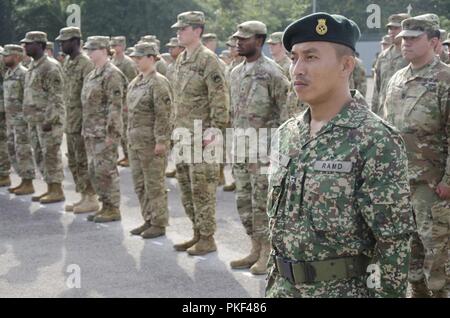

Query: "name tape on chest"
left=314, top=161, right=353, bottom=173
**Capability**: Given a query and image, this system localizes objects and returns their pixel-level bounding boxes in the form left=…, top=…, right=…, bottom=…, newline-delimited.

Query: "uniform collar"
left=180, top=43, right=204, bottom=65
left=405, top=55, right=440, bottom=81
left=29, top=55, right=47, bottom=70
left=240, top=54, right=267, bottom=76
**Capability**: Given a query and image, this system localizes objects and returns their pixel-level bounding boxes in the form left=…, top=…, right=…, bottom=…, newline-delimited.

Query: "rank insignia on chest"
left=314, top=161, right=352, bottom=173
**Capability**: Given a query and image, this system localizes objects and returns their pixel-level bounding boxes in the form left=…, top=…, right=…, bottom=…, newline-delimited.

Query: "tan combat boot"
left=32, top=183, right=50, bottom=202
left=12, top=179, right=35, bottom=196
left=73, top=194, right=99, bottom=214
left=174, top=231, right=200, bottom=252
left=141, top=226, right=166, bottom=239
left=8, top=180, right=22, bottom=193
left=187, top=235, right=217, bottom=256
left=165, top=170, right=177, bottom=178
left=250, top=239, right=271, bottom=275
left=65, top=194, right=84, bottom=212
left=230, top=238, right=261, bottom=269
left=40, top=183, right=65, bottom=204
left=130, top=221, right=152, bottom=236
left=0, top=175, right=11, bottom=187
left=410, top=278, right=433, bottom=298
left=223, top=182, right=236, bottom=192
left=87, top=203, right=105, bottom=222
left=93, top=206, right=121, bottom=223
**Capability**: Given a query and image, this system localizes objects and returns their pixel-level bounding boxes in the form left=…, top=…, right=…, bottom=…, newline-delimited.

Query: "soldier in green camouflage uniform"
left=57, top=27, right=99, bottom=214
left=171, top=11, right=229, bottom=255
left=267, top=32, right=291, bottom=78
left=22, top=32, right=65, bottom=204
left=111, top=36, right=138, bottom=168
left=127, top=43, right=173, bottom=239
left=371, top=13, right=410, bottom=115
left=230, top=21, right=290, bottom=275
left=0, top=48, right=12, bottom=188
left=82, top=36, right=127, bottom=223
left=266, top=13, right=415, bottom=298
left=383, top=14, right=450, bottom=298
left=2, top=45, right=35, bottom=195
left=437, top=30, right=450, bottom=64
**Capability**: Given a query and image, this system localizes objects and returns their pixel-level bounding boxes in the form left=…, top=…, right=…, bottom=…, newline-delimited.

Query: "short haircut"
left=191, top=24, right=205, bottom=37
left=426, top=29, right=440, bottom=40
left=255, top=34, right=267, bottom=47
left=332, top=43, right=356, bottom=58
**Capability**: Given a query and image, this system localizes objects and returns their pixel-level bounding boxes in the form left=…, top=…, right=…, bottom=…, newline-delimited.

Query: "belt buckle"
left=303, top=262, right=317, bottom=284
left=276, top=256, right=295, bottom=285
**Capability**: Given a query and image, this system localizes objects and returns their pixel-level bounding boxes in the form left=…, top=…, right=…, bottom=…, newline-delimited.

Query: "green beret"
left=282, top=12, right=361, bottom=52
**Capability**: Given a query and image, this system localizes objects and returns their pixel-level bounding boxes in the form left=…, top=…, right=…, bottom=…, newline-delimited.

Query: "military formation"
left=0, top=8, right=449, bottom=298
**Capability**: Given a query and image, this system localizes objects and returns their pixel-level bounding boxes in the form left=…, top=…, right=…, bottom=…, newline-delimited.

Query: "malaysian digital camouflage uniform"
left=127, top=43, right=172, bottom=230
left=266, top=13, right=415, bottom=298
left=230, top=21, right=290, bottom=259
left=81, top=36, right=126, bottom=214
left=2, top=45, right=35, bottom=181
left=57, top=27, right=95, bottom=196
left=371, top=14, right=410, bottom=115
left=111, top=36, right=138, bottom=164
left=171, top=11, right=229, bottom=242
left=267, top=32, right=292, bottom=79
left=0, top=49, right=11, bottom=185
left=350, top=57, right=367, bottom=97
left=22, top=32, right=65, bottom=187
left=383, top=14, right=450, bottom=296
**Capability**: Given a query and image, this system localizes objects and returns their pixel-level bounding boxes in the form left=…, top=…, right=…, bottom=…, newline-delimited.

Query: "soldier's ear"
left=341, top=55, right=355, bottom=79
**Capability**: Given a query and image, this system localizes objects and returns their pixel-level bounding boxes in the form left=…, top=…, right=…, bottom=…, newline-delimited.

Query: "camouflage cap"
left=1, top=44, right=24, bottom=56
left=386, top=13, right=411, bottom=28
left=202, top=33, right=217, bottom=42
left=226, top=36, right=237, bottom=47
left=443, top=33, right=450, bottom=45
left=21, top=31, right=48, bottom=44
left=397, top=14, right=440, bottom=38
left=110, top=36, right=126, bottom=47
left=84, top=36, right=110, bottom=50
left=125, top=47, right=135, bottom=56
left=46, top=41, right=54, bottom=51
left=233, top=21, right=267, bottom=39
left=139, top=35, right=161, bottom=48
left=381, top=35, right=393, bottom=45
left=166, top=37, right=182, bottom=48
left=130, top=42, right=159, bottom=57
left=267, top=32, right=284, bottom=44
left=55, top=27, right=82, bottom=41
left=171, top=11, right=205, bottom=29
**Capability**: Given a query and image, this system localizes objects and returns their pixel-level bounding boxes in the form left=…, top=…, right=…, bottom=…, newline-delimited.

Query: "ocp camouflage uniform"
left=63, top=53, right=94, bottom=194
left=23, top=55, right=65, bottom=184
left=112, top=54, right=138, bottom=162
left=274, top=55, right=291, bottom=79
left=81, top=60, right=126, bottom=210
left=383, top=55, right=450, bottom=293
left=127, top=70, right=172, bottom=227
left=282, top=82, right=308, bottom=122
left=230, top=54, right=290, bottom=242
left=372, top=46, right=408, bottom=115
left=173, top=43, right=229, bottom=237
left=266, top=95, right=415, bottom=298
left=3, top=63, right=35, bottom=180
left=350, top=57, right=367, bottom=97
left=0, top=57, right=11, bottom=180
